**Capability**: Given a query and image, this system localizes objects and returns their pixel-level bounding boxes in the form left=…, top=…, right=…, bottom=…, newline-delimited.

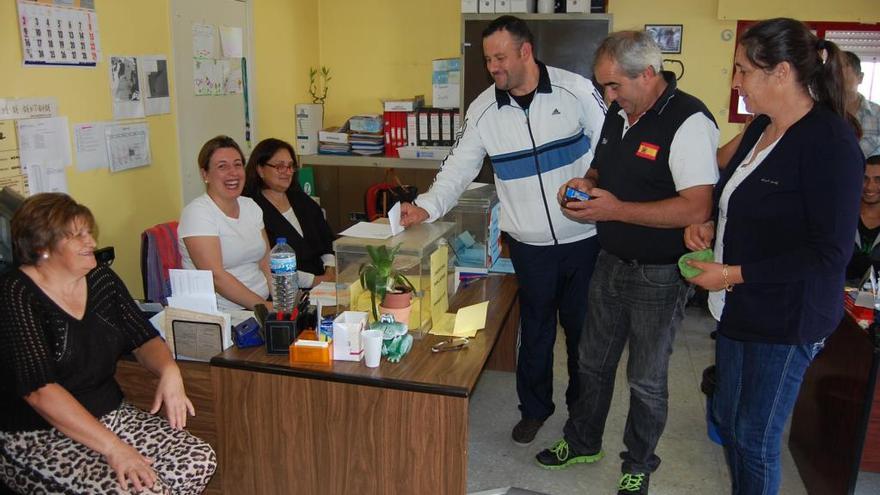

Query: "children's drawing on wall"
left=110, top=55, right=144, bottom=119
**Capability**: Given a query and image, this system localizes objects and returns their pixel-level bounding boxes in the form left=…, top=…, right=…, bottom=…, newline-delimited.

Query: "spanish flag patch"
left=636, top=142, right=660, bottom=161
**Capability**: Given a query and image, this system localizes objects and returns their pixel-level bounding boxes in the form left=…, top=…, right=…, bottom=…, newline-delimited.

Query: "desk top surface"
left=211, top=275, right=517, bottom=398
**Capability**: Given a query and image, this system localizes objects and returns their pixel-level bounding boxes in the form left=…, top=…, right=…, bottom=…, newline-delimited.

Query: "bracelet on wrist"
left=721, top=264, right=734, bottom=292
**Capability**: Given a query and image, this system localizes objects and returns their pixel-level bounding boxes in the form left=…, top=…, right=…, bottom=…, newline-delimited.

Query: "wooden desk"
left=788, top=316, right=880, bottom=494
left=209, top=275, right=518, bottom=495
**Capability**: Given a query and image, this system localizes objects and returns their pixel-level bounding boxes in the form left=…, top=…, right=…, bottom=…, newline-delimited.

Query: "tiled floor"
left=466, top=307, right=810, bottom=495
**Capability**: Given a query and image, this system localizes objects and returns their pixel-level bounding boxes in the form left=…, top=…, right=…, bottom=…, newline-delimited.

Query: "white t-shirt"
left=708, top=134, right=782, bottom=321
left=178, top=194, right=269, bottom=311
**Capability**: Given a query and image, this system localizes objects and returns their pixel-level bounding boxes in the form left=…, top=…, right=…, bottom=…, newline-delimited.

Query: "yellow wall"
left=317, top=0, right=461, bottom=127
left=718, top=0, right=880, bottom=23
left=253, top=0, right=320, bottom=142
left=0, top=0, right=182, bottom=296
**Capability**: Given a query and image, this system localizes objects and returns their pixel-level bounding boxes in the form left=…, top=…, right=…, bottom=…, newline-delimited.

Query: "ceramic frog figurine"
left=371, top=314, right=412, bottom=363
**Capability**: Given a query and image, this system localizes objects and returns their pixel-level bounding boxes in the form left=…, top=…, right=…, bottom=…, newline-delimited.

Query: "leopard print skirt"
left=0, top=401, right=216, bottom=494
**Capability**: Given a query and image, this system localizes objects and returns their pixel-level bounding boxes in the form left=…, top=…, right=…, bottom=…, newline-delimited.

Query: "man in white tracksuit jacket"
left=400, top=15, right=606, bottom=445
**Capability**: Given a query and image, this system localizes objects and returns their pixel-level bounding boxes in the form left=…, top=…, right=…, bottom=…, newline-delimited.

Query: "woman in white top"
left=178, top=136, right=272, bottom=311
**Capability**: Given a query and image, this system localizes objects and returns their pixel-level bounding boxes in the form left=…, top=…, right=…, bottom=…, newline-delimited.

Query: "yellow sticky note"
left=453, top=301, right=489, bottom=337
left=429, top=313, right=456, bottom=336
left=430, top=245, right=449, bottom=322
left=348, top=278, right=364, bottom=308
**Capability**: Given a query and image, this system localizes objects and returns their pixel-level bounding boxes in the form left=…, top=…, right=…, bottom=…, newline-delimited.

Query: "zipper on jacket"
left=524, top=107, right=558, bottom=245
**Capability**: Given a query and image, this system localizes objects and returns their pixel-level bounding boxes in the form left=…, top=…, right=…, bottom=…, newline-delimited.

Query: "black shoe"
left=511, top=418, right=544, bottom=446
left=535, top=439, right=604, bottom=469
left=617, top=471, right=650, bottom=494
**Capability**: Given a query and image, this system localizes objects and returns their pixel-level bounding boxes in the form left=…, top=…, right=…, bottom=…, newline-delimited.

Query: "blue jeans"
left=563, top=250, right=690, bottom=473
left=713, top=334, right=823, bottom=495
left=508, top=235, right=600, bottom=421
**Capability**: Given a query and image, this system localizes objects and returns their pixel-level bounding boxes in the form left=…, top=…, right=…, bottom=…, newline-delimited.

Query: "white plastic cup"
left=362, top=330, right=383, bottom=368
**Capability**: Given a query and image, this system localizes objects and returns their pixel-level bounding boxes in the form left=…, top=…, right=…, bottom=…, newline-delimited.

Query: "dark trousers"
left=713, top=334, right=823, bottom=495
left=508, top=235, right=600, bottom=421
left=563, top=250, right=689, bottom=473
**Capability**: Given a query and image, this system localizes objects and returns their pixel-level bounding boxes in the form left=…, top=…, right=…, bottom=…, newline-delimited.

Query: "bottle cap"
left=276, top=237, right=287, bottom=244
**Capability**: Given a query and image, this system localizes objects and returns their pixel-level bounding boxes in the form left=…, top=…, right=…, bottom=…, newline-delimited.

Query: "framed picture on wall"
left=645, top=24, right=683, bottom=54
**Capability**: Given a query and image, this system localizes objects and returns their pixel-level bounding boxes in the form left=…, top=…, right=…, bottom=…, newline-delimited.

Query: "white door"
left=170, top=0, right=255, bottom=204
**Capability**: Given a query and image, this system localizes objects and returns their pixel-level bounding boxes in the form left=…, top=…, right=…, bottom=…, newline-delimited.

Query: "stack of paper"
left=338, top=204, right=404, bottom=239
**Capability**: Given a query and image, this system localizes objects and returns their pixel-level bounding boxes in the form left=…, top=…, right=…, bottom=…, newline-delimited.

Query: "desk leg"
left=212, top=367, right=468, bottom=494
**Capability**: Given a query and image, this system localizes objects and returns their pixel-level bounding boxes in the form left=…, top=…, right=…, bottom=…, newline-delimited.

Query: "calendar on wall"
left=17, top=0, right=101, bottom=67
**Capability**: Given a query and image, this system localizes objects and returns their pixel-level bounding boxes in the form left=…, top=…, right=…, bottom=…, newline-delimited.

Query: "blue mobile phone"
left=562, top=186, right=590, bottom=205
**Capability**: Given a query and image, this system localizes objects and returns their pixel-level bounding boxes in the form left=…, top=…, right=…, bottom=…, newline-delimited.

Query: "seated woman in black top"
left=0, top=193, right=216, bottom=494
left=243, top=138, right=336, bottom=289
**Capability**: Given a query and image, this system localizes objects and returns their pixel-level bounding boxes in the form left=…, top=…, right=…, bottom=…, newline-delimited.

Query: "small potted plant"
left=359, top=244, right=415, bottom=325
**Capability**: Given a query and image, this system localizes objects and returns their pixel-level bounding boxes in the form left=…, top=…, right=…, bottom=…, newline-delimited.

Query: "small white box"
left=510, top=0, right=536, bottom=12
left=495, top=0, right=511, bottom=12
left=479, top=0, right=495, bottom=13
left=332, top=311, right=367, bottom=361
left=566, top=0, right=589, bottom=13
left=461, top=0, right=478, bottom=13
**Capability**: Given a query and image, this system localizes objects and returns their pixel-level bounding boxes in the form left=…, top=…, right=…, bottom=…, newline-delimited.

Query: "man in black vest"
left=534, top=31, right=719, bottom=495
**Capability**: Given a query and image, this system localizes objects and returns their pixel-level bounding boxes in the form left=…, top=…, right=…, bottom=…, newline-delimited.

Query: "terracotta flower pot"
left=380, top=289, right=413, bottom=325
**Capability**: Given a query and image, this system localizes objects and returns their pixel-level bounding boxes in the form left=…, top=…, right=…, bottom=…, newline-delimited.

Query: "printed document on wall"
left=17, top=116, right=72, bottom=171
left=17, top=1, right=101, bottom=67
left=73, top=121, right=109, bottom=171
left=0, top=120, right=28, bottom=197
left=139, top=55, right=171, bottom=115
left=26, top=161, right=68, bottom=194
left=109, top=56, right=145, bottom=119
left=106, top=122, right=150, bottom=173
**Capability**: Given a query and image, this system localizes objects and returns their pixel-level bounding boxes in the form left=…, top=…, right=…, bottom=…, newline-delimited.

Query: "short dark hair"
left=868, top=155, right=880, bottom=166
left=197, top=135, right=245, bottom=172
left=12, top=193, right=97, bottom=265
left=482, top=15, right=535, bottom=49
left=844, top=51, right=862, bottom=74
left=243, top=138, right=298, bottom=197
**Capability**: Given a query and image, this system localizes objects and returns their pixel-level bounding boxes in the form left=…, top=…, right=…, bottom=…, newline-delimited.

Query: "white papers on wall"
left=106, top=122, right=150, bottom=173
left=17, top=0, right=101, bottom=67
left=73, top=121, right=109, bottom=171
left=221, top=58, right=243, bottom=95
left=193, top=58, right=222, bottom=96
left=219, top=26, right=243, bottom=58
left=26, top=162, right=68, bottom=194
left=109, top=56, right=144, bottom=119
left=139, top=55, right=171, bottom=115
left=0, top=120, right=28, bottom=197
left=191, top=23, right=216, bottom=59
left=0, top=97, right=58, bottom=120
left=17, top=116, right=72, bottom=169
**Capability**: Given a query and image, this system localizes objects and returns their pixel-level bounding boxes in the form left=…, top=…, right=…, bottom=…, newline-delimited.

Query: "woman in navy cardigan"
left=243, top=138, right=336, bottom=290
left=684, top=18, right=863, bottom=494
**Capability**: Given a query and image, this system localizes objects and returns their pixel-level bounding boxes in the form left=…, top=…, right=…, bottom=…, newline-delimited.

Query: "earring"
left=41, top=252, right=49, bottom=259
left=204, top=180, right=209, bottom=184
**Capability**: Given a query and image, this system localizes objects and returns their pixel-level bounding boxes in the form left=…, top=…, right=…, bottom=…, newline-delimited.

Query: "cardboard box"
left=566, top=0, right=589, bottom=13
left=461, top=0, right=479, bottom=13
left=332, top=311, right=367, bottom=361
left=432, top=58, right=461, bottom=110
left=479, top=0, right=495, bottom=13
left=495, top=0, right=511, bottom=12
left=509, top=0, right=535, bottom=12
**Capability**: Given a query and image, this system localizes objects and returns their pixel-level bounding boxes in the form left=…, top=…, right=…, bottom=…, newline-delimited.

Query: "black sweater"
left=248, top=187, right=335, bottom=277
left=0, top=266, right=158, bottom=432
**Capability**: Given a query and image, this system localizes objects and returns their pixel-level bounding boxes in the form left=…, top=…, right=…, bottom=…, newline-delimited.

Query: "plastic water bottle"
left=270, top=237, right=298, bottom=313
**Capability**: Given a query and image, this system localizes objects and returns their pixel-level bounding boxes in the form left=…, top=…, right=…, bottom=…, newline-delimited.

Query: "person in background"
left=399, top=15, right=607, bottom=446
left=683, top=19, right=862, bottom=494
left=544, top=30, right=718, bottom=495
left=0, top=193, right=216, bottom=494
left=847, top=154, right=880, bottom=282
left=844, top=51, right=880, bottom=157
left=243, top=138, right=335, bottom=289
left=178, top=135, right=272, bottom=311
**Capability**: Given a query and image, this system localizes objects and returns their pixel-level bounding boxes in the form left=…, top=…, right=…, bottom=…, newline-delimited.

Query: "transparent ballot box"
left=334, top=219, right=454, bottom=335
left=441, top=184, right=501, bottom=269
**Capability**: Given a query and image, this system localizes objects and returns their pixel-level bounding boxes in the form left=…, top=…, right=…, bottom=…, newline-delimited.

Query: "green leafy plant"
left=359, top=244, right=415, bottom=321
left=309, top=66, right=331, bottom=104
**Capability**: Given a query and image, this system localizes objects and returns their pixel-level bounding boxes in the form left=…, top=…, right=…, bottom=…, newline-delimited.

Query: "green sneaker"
left=617, top=472, right=650, bottom=494
left=535, top=439, right=604, bottom=470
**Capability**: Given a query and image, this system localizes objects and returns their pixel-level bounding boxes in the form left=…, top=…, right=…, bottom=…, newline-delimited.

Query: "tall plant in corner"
left=359, top=244, right=415, bottom=321
left=309, top=66, right=331, bottom=104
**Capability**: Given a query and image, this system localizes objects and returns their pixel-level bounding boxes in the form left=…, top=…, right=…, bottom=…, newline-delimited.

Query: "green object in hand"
left=678, top=248, right=714, bottom=279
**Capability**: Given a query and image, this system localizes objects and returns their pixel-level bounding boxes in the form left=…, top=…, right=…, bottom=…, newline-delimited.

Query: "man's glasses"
left=263, top=161, right=295, bottom=172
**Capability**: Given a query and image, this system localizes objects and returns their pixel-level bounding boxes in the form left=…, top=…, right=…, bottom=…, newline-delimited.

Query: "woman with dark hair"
left=243, top=138, right=335, bottom=289
left=683, top=18, right=863, bottom=494
left=178, top=135, right=273, bottom=311
left=0, top=193, right=216, bottom=494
